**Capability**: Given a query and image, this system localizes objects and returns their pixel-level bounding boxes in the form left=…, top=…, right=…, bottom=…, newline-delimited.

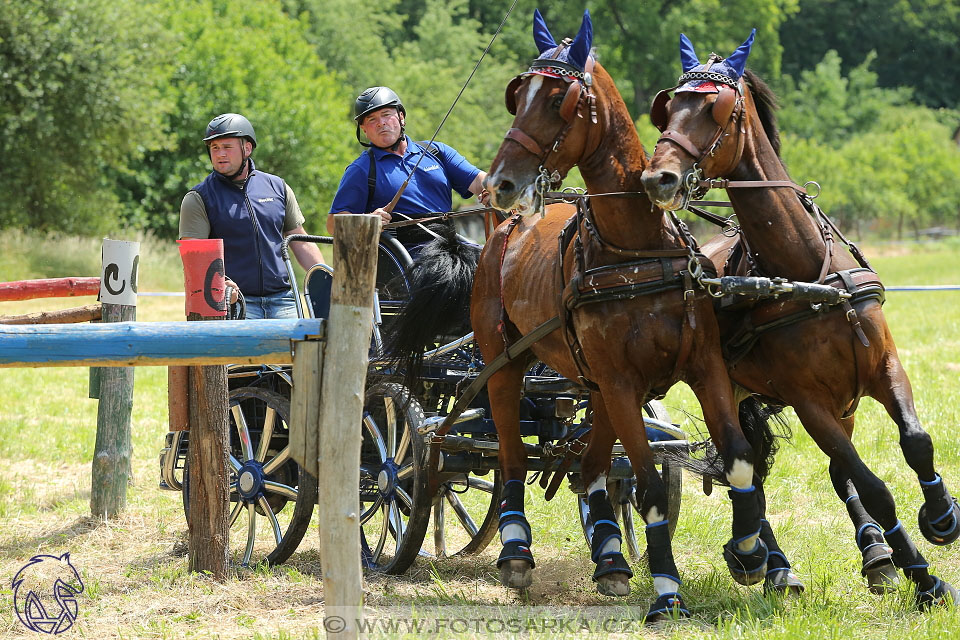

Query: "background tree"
left=0, top=0, right=171, bottom=234
left=117, top=0, right=353, bottom=237
left=780, top=0, right=960, bottom=109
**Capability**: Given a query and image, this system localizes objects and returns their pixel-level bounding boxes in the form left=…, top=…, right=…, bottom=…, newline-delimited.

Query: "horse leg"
left=581, top=395, right=632, bottom=597
left=795, top=402, right=958, bottom=609
left=756, top=483, right=804, bottom=595
left=830, top=463, right=899, bottom=593
left=486, top=359, right=536, bottom=589
left=737, top=396, right=802, bottom=595
left=688, top=370, right=768, bottom=586
left=594, top=386, right=689, bottom=620
left=870, top=351, right=960, bottom=547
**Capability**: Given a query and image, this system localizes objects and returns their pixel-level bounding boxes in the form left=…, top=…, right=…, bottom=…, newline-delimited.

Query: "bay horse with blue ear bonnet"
left=641, top=30, right=958, bottom=608
left=385, top=9, right=790, bottom=620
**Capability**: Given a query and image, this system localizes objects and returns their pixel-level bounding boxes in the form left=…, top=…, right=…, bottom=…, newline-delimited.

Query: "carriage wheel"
left=182, top=386, right=317, bottom=567
left=359, top=382, right=431, bottom=574
left=577, top=399, right=682, bottom=562
left=427, top=469, right=502, bottom=559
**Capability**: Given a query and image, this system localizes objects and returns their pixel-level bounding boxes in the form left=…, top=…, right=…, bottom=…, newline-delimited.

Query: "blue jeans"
left=244, top=289, right=298, bottom=319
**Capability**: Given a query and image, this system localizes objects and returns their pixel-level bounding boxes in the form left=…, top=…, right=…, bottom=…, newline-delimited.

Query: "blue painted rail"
left=0, top=319, right=325, bottom=368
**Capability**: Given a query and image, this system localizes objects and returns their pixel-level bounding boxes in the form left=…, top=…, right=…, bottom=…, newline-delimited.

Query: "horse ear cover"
left=532, top=9, right=557, bottom=54
left=679, top=33, right=700, bottom=72
left=725, top=28, right=756, bottom=79
left=567, top=10, right=592, bottom=71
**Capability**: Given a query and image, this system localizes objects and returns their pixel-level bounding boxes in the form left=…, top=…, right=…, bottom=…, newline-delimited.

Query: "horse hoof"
left=916, top=576, right=959, bottom=610
left=499, top=560, right=533, bottom=589
left=763, top=568, right=804, bottom=597
left=644, top=592, right=690, bottom=624
left=918, top=499, right=960, bottom=546
left=723, top=538, right=768, bottom=586
left=596, top=572, right=630, bottom=597
left=864, top=560, right=899, bottom=595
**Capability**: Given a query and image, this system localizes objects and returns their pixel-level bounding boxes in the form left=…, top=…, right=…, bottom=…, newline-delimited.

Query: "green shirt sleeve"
left=178, top=190, right=211, bottom=239
left=283, top=182, right=306, bottom=232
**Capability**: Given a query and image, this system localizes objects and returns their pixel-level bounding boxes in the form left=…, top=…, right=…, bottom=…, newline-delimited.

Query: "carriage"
left=157, top=230, right=688, bottom=573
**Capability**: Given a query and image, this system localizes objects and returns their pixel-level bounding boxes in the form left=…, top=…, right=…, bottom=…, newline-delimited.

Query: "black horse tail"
left=664, top=395, right=790, bottom=486
left=737, top=395, right=789, bottom=483
left=380, top=222, right=479, bottom=389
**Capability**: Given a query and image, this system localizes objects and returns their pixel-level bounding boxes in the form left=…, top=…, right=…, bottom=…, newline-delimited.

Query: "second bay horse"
left=641, top=30, right=958, bottom=608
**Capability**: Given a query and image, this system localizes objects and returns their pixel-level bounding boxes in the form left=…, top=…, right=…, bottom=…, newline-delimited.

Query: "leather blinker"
left=712, top=85, right=736, bottom=126
left=559, top=81, right=582, bottom=122
left=650, top=89, right=671, bottom=132
left=505, top=75, right=523, bottom=115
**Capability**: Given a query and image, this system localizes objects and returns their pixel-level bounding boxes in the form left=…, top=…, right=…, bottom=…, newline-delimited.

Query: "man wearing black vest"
left=327, top=86, right=488, bottom=256
left=179, top=113, right=325, bottom=319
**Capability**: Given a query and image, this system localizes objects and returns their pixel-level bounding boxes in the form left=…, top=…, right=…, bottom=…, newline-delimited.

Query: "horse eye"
left=551, top=95, right=564, bottom=110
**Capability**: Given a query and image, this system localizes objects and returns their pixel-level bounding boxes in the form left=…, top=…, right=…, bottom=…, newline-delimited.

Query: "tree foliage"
left=778, top=56, right=960, bottom=238
left=780, top=0, right=960, bottom=110
left=0, top=0, right=170, bottom=233
left=117, top=0, right=354, bottom=237
left=0, top=0, right=957, bottom=239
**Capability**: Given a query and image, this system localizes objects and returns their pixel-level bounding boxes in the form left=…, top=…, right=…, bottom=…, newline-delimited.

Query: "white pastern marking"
left=587, top=474, right=607, bottom=495
left=654, top=576, right=681, bottom=596
left=726, top=459, right=754, bottom=490
left=645, top=506, right=665, bottom=524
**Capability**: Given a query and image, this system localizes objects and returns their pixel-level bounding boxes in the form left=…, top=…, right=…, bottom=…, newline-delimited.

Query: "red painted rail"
left=0, top=277, right=100, bottom=302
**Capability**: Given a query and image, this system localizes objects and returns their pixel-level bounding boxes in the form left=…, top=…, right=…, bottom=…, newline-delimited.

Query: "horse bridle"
left=651, top=66, right=808, bottom=209
left=503, top=46, right=598, bottom=207
left=650, top=67, right=749, bottom=209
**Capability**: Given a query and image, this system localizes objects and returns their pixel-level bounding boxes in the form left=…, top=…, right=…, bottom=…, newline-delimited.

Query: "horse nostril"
left=657, top=171, right=680, bottom=190
left=498, top=180, right=516, bottom=196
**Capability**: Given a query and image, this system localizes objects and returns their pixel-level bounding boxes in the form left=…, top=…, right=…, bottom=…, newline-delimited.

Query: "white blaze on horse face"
left=501, top=75, right=546, bottom=217
left=519, top=74, right=544, bottom=117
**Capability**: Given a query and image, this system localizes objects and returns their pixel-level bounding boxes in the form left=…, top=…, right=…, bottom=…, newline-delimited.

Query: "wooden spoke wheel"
left=183, top=386, right=317, bottom=567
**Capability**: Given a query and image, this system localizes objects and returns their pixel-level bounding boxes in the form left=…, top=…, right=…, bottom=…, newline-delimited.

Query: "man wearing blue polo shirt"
left=327, top=86, right=487, bottom=255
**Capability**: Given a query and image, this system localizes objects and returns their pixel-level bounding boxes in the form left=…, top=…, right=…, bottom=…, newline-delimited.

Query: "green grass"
left=0, top=233, right=958, bottom=638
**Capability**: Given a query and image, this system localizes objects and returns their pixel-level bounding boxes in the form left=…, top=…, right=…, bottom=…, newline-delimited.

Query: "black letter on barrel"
left=104, top=263, right=126, bottom=296
left=130, top=255, right=139, bottom=293
left=204, top=258, right=227, bottom=312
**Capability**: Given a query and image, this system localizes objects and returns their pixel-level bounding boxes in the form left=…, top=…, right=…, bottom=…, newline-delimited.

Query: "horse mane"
left=743, top=69, right=781, bottom=157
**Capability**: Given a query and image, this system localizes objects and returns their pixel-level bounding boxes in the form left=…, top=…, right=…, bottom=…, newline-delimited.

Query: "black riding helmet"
left=203, top=113, right=257, bottom=148
left=354, top=87, right=405, bottom=149
left=203, top=113, right=256, bottom=179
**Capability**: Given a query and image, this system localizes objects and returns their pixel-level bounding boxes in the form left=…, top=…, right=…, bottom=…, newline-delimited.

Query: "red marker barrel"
left=177, top=239, right=227, bottom=318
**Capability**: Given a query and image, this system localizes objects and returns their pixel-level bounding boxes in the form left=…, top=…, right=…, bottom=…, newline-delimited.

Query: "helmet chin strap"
left=358, top=111, right=405, bottom=151
left=209, top=142, right=251, bottom=181
left=225, top=156, right=250, bottom=181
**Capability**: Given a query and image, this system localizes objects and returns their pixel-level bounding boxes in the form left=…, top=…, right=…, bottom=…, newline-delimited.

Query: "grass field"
left=0, top=232, right=958, bottom=638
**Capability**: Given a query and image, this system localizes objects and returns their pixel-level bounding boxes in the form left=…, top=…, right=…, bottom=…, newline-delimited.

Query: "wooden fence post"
left=178, top=239, right=230, bottom=580
left=90, top=239, right=138, bottom=519
left=317, top=215, right=380, bottom=639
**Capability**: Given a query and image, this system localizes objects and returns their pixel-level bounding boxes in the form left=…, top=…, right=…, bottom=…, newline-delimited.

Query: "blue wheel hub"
left=237, top=460, right=266, bottom=501
left=377, top=458, right=401, bottom=498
